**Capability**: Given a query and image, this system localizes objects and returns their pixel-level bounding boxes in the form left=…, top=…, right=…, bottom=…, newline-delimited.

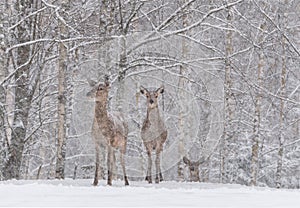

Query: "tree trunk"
left=55, top=0, right=69, bottom=179
left=116, top=35, right=127, bottom=113
left=250, top=22, right=266, bottom=186
left=275, top=17, right=287, bottom=190
left=115, top=0, right=127, bottom=112
left=0, top=77, right=6, bottom=180
left=177, top=0, right=189, bottom=181
left=221, top=3, right=234, bottom=183
left=0, top=2, right=8, bottom=179
left=113, top=34, right=127, bottom=179
left=3, top=0, right=33, bottom=180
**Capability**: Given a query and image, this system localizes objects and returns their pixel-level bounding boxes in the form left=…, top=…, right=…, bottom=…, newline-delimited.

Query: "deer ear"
left=140, top=86, right=148, bottom=95
left=156, top=86, right=164, bottom=95
left=88, top=79, right=97, bottom=87
left=86, top=86, right=97, bottom=98
left=195, top=156, right=205, bottom=166
left=104, top=75, right=110, bottom=87
left=183, top=156, right=190, bottom=165
left=105, top=80, right=110, bottom=87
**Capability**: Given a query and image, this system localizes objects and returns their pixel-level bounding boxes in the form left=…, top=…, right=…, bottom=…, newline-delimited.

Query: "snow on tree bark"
left=0, top=3, right=9, bottom=179
left=0, top=0, right=299, bottom=189
left=177, top=0, right=189, bottom=182
left=55, top=0, right=69, bottom=179
left=3, top=0, right=36, bottom=180
left=221, top=2, right=235, bottom=184
left=275, top=3, right=288, bottom=188
left=251, top=21, right=266, bottom=186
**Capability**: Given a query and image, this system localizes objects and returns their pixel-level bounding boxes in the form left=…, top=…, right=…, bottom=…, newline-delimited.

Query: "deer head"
left=140, top=86, right=164, bottom=109
left=87, top=77, right=110, bottom=102
left=183, top=156, right=200, bottom=182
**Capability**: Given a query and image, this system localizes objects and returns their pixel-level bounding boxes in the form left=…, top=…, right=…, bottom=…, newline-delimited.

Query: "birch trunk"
left=177, top=0, right=189, bottom=181
left=113, top=31, right=128, bottom=179
left=55, top=0, right=69, bottom=179
left=221, top=3, right=234, bottom=183
left=250, top=22, right=266, bottom=186
left=116, top=35, right=127, bottom=113
left=115, top=0, right=127, bottom=114
left=0, top=4, right=8, bottom=178
left=275, top=7, right=287, bottom=188
left=3, top=0, right=33, bottom=180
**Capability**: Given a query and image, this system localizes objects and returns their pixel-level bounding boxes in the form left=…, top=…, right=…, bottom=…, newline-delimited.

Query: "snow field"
left=0, top=179, right=299, bottom=207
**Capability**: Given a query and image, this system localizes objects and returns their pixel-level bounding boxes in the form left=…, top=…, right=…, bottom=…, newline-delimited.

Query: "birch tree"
left=0, top=0, right=299, bottom=188
left=177, top=0, right=189, bottom=181
left=221, top=1, right=235, bottom=183
left=0, top=2, right=8, bottom=179
left=250, top=21, right=266, bottom=186
left=275, top=0, right=288, bottom=188
left=55, top=0, right=70, bottom=179
left=3, top=0, right=38, bottom=180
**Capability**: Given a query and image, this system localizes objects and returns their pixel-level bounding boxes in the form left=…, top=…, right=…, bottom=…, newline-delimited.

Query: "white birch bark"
left=275, top=3, right=287, bottom=188
left=251, top=21, right=266, bottom=186
left=55, top=0, right=69, bottom=179
left=177, top=0, right=189, bottom=181
left=3, top=0, right=33, bottom=180
left=221, top=3, right=234, bottom=183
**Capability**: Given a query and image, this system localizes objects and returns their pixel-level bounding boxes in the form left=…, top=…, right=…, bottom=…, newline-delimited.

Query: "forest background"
left=0, top=0, right=299, bottom=189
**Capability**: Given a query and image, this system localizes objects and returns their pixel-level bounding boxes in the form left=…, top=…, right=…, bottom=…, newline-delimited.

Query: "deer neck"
left=95, top=100, right=110, bottom=126
left=146, top=106, right=161, bottom=124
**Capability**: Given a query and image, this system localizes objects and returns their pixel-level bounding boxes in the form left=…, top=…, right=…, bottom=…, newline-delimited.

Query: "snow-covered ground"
left=0, top=179, right=299, bottom=207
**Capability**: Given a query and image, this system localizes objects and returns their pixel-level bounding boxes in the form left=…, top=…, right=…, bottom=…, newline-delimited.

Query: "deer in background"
left=87, top=78, right=129, bottom=186
left=183, top=156, right=205, bottom=182
left=140, top=86, right=167, bottom=183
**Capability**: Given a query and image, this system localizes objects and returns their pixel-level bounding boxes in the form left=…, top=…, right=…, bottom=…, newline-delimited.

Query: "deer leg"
left=93, top=143, right=100, bottom=186
left=145, top=150, right=152, bottom=183
left=155, top=150, right=163, bottom=183
left=107, top=146, right=113, bottom=186
left=158, top=151, right=163, bottom=182
left=155, top=152, right=160, bottom=183
left=112, top=149, right=117, bottom=180
left=120, top=145, right=129, bottom=186
left=99, top=143, right=106, bottom=180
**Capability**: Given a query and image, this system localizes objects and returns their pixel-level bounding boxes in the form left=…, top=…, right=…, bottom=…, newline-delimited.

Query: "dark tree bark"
left=0, top=2, right=9, bottom=179
left=2, top=0, right=35, bottom=180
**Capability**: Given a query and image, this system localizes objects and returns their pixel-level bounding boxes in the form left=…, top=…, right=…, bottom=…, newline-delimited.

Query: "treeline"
left=0, top=0, right=299, bottom=188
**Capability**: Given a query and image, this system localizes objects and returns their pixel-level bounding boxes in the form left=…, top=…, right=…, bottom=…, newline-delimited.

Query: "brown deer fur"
left=87, top=79, right=129, bottom=186
left=140, top=86, right=167, bottom=183
left=183, top=156, right=203, bottom=182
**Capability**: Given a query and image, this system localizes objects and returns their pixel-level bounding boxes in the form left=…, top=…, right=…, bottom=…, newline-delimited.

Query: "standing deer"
left=140, top=86, right=167, bottom=183
left=87, top=78, right=129, bottom=186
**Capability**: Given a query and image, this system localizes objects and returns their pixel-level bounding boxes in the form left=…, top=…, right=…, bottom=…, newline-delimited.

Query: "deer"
left=140, top=86, right=167, bottom=183
left=183, top=156, right=204, bottom=182
left=87, top=78, right=129, bottom=186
